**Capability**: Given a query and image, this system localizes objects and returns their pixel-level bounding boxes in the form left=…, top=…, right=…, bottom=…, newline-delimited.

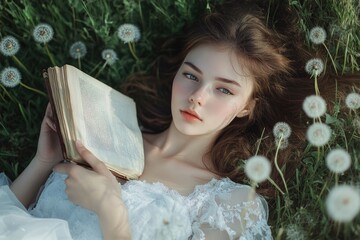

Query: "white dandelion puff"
left=326, top=185, right=360, bottom=222
left=302, top=95, right=327, bottom=118
left=245, top=155, right=271, bottom=183
left=353, top=118, right=360, bottom=130
left=101, top=49, right=118, bottom=65
left=0, top=36, right=20, bottom=56
left=273, top=122, right=292, bottom=139
left=0, top=67, right=21, bottom=88
left=305, top=58, right=324, bottom=76
left=345, top=92, right=360, bottom=110
left=326, top=148, right=351, bottom=174
left=33, top=23, right=54, bottom=43
left=117, top=23, right=141, bottom=43
left=69, top=41, right=87, bottom=59
left=285, top=224, right=307, bottom=240
left=309, top=26, right=327, bottom=45
left=306, top=123, right=331, bottom=147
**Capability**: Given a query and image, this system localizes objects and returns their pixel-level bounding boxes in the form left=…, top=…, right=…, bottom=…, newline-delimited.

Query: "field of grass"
left=1, top=0, right=359, bottom=239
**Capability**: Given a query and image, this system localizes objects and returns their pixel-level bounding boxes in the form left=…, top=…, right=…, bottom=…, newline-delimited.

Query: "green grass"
left=1, top=0, right=359, bottom=239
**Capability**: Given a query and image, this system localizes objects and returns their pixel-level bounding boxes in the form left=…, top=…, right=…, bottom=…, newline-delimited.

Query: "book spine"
left=42, top=69, right=68, bottom=161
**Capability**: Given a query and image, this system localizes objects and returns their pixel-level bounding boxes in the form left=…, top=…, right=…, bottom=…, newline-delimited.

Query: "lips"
left=180, top=109, right=202, bottom=121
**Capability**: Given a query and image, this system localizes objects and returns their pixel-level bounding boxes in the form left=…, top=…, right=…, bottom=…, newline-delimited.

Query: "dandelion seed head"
left=273, top=122, right=292, bottom=139
left=69, top=41, right=87, bottom=59
left=33, top=23, right=54, bottom=43
left=326, top=148, right=351, bottom=174
left=345, top=92, right=360, bottom=110
left=306, top=123, right=331, bottom=147
left=302, top=95, right=327, bottom=118
left=101, top=49, right=118, bottom=65
left=285, top=224, right=307, bottom=240
left=309, top=26, right=327, bottom=45
left=353, top=118, right=360, bottom=132
left=0, top=67, right=21, bottom=88
left=117, top=23, right=141, bottom=43
left=326, top=185, right=360, bottom=222
left=305, top=58, right=324, bottom=76
left=0, top=36, right=20, bottom=56
left=244, top=155, right=271, bottom=183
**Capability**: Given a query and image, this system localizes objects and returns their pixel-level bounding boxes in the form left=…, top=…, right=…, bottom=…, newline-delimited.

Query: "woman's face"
left=171, top=44, right=254, bottom=136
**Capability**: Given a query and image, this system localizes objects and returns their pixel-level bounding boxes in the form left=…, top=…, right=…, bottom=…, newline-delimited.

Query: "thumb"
left=75, top=140, right=113, bottom=177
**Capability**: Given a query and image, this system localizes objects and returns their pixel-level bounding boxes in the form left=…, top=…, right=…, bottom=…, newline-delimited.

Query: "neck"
left=147, top=122, right=217, bottom=166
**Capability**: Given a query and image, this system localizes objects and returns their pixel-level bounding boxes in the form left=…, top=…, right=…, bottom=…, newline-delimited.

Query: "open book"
left=43, top=64, right=144, bottom=180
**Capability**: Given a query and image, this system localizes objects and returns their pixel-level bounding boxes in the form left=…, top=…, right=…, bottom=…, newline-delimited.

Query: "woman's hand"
left=10, top=103, right=64, bottom=207
left=53, top=141, right=121, bottom=214
left=34, top=103, right=63, bottom=167
left=54, top=141, right=131, bottom=239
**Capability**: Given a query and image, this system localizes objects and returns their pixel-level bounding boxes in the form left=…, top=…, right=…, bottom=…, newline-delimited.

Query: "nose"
left=189, top=86, right=208, bottom=106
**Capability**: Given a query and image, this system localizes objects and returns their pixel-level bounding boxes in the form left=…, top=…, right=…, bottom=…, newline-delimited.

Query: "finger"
left=45, top=117, right=57, bottom=132
left=45, top=102, right=54, bottom=118
left=42, top=103, right=57, bottom=131
left=75, top=140, right=113, bottom=177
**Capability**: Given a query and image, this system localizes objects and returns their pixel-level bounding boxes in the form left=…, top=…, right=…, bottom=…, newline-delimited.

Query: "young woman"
left=1, top=1, right=358, bottom=239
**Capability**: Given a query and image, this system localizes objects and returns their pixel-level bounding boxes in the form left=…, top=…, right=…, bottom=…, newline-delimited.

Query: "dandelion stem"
left=248, top=182, right=257, bottom=201
left=11, top=56, right=32, bottom=76
left=274, top=136, right=289, bottom=195
left=335, top=173, right=338, bottom=186
left=77, top=57, right=82, bottom=70
left=267, top=177, right=285, bottom=195
left=45, top=44, right=57, bottom=66
left=20, top=82, right=46, bottom=96
left=316, top=115, right=322, bottom=124
left=314, top=146, right=321, bottom=171
left=128, top=42, right=139, bottom=61
left=0, top=83, right=18, bottom=103
left=314, top=74, right=320, bottom=96
left=0, top=92, right=6, bottom=102
left=94, top=61, right=108, bottom=79
left=89, top=61, right=103, bottom=75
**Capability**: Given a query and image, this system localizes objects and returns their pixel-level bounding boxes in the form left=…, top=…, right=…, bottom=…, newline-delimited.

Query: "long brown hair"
left=121, top=0, right=359, bottom=197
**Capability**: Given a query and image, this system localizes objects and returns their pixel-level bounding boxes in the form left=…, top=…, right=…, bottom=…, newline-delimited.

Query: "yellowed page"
left=64, top=65, right=144, bottom=179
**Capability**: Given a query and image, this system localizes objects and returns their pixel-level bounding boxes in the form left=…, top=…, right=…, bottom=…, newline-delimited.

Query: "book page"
left=66, top=65, right=144, bottom=179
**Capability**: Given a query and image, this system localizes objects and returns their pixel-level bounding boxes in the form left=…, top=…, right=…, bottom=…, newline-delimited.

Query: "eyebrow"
left=184, top=61, right=241, bottom=87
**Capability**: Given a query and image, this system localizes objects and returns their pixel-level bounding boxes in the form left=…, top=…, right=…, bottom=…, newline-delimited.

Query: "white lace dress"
left=0, top=172, right=272, bottom=240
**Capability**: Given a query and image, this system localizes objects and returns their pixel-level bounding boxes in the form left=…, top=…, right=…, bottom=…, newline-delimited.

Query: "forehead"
left=184, top=44, right=252, bottom=84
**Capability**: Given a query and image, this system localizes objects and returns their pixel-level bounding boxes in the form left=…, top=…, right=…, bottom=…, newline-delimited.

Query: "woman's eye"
left=183, top=73, right=198, bottom=81
left=218, top=88, right=233, bottom=95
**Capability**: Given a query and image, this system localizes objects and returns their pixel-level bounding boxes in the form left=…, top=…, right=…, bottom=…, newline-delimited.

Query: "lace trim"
left=123, top=178, right=271, bottom=240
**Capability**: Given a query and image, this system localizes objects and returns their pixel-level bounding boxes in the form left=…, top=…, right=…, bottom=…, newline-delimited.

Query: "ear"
left=236, top=99, right=256, bottom=118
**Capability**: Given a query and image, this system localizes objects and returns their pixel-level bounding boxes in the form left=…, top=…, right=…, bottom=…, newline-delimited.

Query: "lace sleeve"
left=191, top=180, right=272, bottom=240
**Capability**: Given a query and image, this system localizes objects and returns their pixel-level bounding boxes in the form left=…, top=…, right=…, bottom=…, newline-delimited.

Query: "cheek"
left=172, top=79, right=182, bottom=97
left=211, top=101, right=240, bottom=123
left=172, top=77, right=191, bottom=100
